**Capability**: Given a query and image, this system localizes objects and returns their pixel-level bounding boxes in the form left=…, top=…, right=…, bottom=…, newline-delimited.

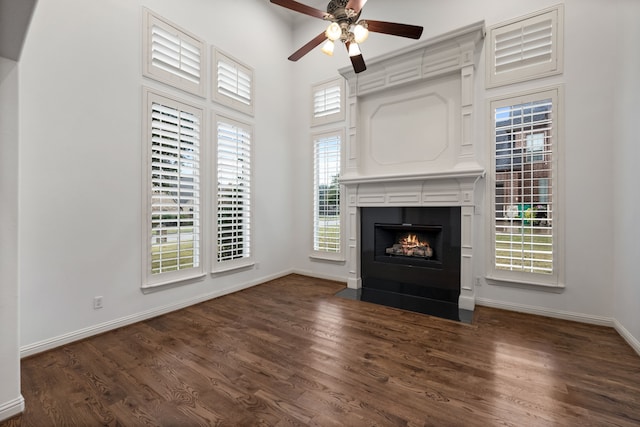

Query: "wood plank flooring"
left=2, top=274, right=639, bottom=426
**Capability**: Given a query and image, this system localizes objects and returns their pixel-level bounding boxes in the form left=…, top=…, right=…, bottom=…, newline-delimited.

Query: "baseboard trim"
left=290, top=269, right=347, bottom=285
left=0, top=395, right=25, bottom=422
left=20, top=270, right=294, bottom=358
left=613, top=319, right=640, bottom=357
left=475, top=297, right=615, bottom=327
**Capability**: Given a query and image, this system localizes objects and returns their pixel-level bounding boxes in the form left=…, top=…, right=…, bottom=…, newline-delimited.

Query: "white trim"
left=476, top=297, right=615, bottom=327
left=614, top=319, right=640, bottom=357
left=20, top=270, right=294, bottom=358
left=486, top=85, right=565, bottom=288
left=290, top=269, right=347, bottom=285
left=141, top=87, right=206, bottom=288
left=212, top=113, right=254, bottom=270
left=312, top=128, right=345, bottom=256
left=0, top=396, right=24, bottom=422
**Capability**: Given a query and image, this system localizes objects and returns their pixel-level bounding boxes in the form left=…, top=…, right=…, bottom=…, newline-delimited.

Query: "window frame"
left=486, top=85, right=564, bottom=288
left=485, top=4, right=564, bottom=88
left=310, top=128, right=345, bottom=262
left=311, top=78, right=345, bottom=127
left=213, top=48, right=254, bottom=116
left=142, top=87, right=206, bottom=289
left=212, top=113, right=254, bottom=273
left=142, top=8, right=206, bottom=97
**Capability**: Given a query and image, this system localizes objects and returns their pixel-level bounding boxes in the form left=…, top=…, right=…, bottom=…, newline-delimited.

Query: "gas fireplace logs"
left=386, top=234, right=433, bottom=258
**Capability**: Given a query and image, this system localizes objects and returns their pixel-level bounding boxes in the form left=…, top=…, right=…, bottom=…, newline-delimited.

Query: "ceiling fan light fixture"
left=325, top=22, right=342, bottom=41
left=348, top=41, right=361, bottom=57
left=321, top=39, right=335, bottom=56
left=353, top=21, right=369, bottom=44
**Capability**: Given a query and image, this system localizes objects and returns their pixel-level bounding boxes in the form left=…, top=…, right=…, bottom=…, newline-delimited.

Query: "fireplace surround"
left=360, top=206, right=463, bottom=320
left=339, top=22, right=486, bottom=312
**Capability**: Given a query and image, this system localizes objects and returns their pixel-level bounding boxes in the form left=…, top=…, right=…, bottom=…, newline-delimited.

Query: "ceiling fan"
left=271, top=0, right=424, bottom=73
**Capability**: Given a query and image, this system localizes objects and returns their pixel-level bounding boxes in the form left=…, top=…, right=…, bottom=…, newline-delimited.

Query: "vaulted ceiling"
left=0, top=0, right=37, bottom=60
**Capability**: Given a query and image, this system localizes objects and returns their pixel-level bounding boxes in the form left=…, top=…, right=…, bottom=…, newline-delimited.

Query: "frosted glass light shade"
left=321, top=39, right=335, bottom=56
left=353, top=23, right=369, bottom=43
left=325, top=22, right=342, bottom=41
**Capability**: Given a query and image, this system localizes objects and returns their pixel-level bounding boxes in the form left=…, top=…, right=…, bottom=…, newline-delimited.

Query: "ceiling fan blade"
left=366, top=20, right=424, bottom=39
left=288, top=32, right=327, bottom=61
left=270, top=0, right=328, bottom=19
left=345, top=0, right=368, bottom=14
left=345, top=42, right=367, bottom=73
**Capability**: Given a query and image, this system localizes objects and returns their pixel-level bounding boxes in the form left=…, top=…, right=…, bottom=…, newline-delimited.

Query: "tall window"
left=490, top=87, right=562, bottom=287
left=313, top=131, right=342, bottom=255
left=215, top=116, right=252, bottom=267
left=144, top=90, right=202, bottom=286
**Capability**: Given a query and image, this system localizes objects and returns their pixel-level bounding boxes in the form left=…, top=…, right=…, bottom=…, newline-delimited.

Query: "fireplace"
left=359, top=207, right=463, bottom=320
left=337, top=22, right=486, bottom=318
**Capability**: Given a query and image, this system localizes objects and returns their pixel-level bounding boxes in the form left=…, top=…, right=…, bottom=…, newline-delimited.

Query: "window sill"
left=211, top=260, right=255, bottom=274
left=485, top=275, right=565, bottom=292
left=141, top=272, right=207, bottom=291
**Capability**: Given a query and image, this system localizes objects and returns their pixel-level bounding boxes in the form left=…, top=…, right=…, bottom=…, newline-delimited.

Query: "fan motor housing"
left=326, top=0, right=360, bottom=22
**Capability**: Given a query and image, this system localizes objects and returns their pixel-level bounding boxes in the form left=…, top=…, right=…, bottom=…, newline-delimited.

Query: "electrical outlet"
left=475, top=277, right=482, bottom=287
left=93, top=296, right=103, bottom=309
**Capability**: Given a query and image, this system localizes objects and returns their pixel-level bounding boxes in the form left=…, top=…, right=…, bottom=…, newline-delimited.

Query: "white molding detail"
left=339, top=22, right=486, bottom=310
left=20, top=270, right=295, bottom=358
left=0, top=395, right=24, bottom=422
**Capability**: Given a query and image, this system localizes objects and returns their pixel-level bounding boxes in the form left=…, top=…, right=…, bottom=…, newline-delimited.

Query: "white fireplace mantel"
left=338, top=22, right=486, bottom=311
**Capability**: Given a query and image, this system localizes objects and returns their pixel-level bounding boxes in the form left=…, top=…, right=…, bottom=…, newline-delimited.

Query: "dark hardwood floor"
left=3, top=274, right=639, bottom=426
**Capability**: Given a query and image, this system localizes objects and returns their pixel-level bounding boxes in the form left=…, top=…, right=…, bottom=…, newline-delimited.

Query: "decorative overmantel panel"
left=338, top=22, right=485, bottom=311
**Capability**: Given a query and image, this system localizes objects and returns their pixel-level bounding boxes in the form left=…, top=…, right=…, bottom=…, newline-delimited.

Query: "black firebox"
left=359, top=206, right=464, bottom=321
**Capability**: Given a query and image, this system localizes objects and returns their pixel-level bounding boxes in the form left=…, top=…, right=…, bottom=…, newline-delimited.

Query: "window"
left=486, top=5, right=564, bottom=88
left=488, top=86, right=563, bottom=287
left=313, top=130, right=343, bottom=257
left=215, top=115, right=253, bottom=269
left=143, top=89, right=203, bottom=287
left=312, top=78, right=345, bottom=126
left=142, top=8, right=205, bottom=96
left=213, top=49, right=254, bottom=115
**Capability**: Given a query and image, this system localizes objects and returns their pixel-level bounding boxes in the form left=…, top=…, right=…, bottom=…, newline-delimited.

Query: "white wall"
left=18, top=0, right=296, bottom=352
left=13, top=0, right=640, bottom=362
left=291, top=0, right=635, bottom=329
left=0, top=56, right=24, bottom=420
left=613, top=0, right=640, bottom=349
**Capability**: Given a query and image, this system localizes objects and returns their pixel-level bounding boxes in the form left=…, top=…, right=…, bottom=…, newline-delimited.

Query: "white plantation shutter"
left=314, top=85, right=341, bottom=118
left=311, top=78, right=345, bottom=126
left=490, top=87, right=562, bottom=286
left=486, top=5, right=563, bottom=87
left=494, top=19, right=553, bottom=75
left=143, top=9, right=205, bottom=96
left=146, top=91, right=202, bottom=280
left=313, top=132, right=341, bottom=253
left=214, top=49, right=254, bottom=115
left=216, top=118, right=252, bottom=264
